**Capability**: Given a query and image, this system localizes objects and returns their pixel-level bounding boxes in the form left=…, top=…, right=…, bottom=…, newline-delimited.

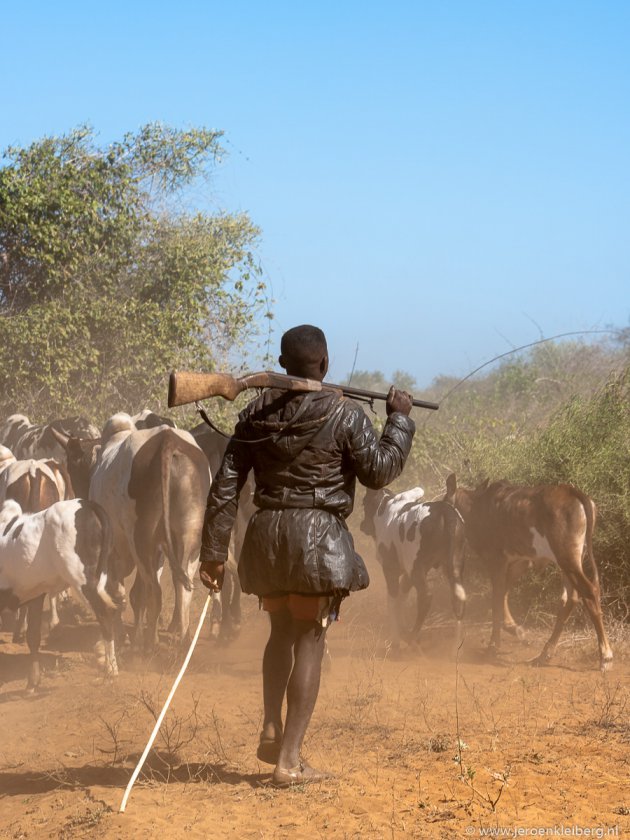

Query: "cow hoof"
left=529, top=654, right=550, bottom=668
left=600, top=658, right=613, bottom=673
left=502, top=624, right=527, bottom=641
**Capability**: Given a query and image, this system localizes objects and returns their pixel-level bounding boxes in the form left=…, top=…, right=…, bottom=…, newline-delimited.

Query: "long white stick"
left=119, top=593, right=212, bottom=813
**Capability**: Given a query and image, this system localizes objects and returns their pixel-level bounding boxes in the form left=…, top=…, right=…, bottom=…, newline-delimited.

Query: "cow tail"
left=444, top=503, right=466, bottom=617
left=161, top=437, right=193, bottom=592
left=28, top=465, right=48, bottom=511
left=92, top=501, right=124, bottom=610
left=60, top=463, right=75, bottom=500
left=573, top=487, right=599, bottom=585
left=29, top=465, right=41, bottom=512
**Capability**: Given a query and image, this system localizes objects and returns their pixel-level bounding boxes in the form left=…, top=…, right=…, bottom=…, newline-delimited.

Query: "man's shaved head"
left=279, top=325, right=329, bottom=380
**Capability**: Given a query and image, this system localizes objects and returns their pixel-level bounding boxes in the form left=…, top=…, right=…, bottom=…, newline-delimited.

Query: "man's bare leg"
left=260, top=609, right=294, bottom=753
left=273, top=618, right=331, bottom=783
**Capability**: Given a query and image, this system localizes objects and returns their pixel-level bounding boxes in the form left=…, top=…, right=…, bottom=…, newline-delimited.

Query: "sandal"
left=272, top=761, right=333, bottom=788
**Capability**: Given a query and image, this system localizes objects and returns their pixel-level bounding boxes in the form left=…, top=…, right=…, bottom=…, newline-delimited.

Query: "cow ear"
left=475, top=477, right=490, bottom=493
left=445, top=473, right=457, bottom=498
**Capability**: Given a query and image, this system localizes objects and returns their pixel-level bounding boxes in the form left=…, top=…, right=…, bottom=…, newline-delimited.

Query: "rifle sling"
left=196, top=390, right=337, bottom=445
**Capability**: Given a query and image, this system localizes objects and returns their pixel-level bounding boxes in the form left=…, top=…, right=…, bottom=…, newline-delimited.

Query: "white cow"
left=0, top=498, right=125, bottom=690
left=361, top=487, right=466, bottom=651
left=0, top=450, right=75, bottom=639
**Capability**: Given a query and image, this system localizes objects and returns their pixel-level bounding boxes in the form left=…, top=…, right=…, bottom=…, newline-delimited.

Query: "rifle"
left=168, top=370, right=439, bottom=411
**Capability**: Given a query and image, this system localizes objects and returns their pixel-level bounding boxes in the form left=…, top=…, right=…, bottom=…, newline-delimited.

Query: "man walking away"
left=200, top=324, right=414, bottom=785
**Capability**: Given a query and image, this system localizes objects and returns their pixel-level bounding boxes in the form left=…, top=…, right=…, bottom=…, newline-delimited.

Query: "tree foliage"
left=0, top=124, right=268, bottom=420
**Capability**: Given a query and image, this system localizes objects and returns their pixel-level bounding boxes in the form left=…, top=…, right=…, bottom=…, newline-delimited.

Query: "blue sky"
left=1, top=1, right=628, bottom=386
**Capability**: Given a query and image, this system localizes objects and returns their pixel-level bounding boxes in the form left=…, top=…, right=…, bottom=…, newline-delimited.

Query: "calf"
left=444, top=474, right=613, bottom=670
left=0, top=498, right=125, bottom=690
left=361, top=487, right=466, bottom=650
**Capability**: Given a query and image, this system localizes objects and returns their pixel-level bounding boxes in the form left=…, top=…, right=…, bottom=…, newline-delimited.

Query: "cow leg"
left=218, top=568, right=233, bottom=640
left=13, top=606, right=28, bottom=644
left=488, top=560, right=507, bottom=656
left=113, top=609, right=126, bottom=648
left=502, top=559, right=529, bottom=641
left=129, top=573, right=146, bottom=650
left=219, top=560, right=242, bottom=642
left=1, top=608, right=17, bottom=633
left=381, top=546, right=402, bottom=650
left=444, top=557, right=466, bottom=655
left=25, top=594, right=45, bottom=693
left=447, top=568, right=467, bottom=622
left=170, top=555, right=198, bottom=645
left=144, top=570, right=163, bottom=653
left=409, top=569, right=433, bottom=644
left=167, top=569, right=182, bottom=634
left=229, top=565, right=242, bottom=631
left=533, top=575, right=578, bottom=667
left=209, top=592, right=222, bottom=640
left=82, top=585, right=119, bottom=676
left=565, top=566, right=613, bottom=671
left=49, top=594, right=60, bottom=632
left=221, top=558, right=241, bottom=641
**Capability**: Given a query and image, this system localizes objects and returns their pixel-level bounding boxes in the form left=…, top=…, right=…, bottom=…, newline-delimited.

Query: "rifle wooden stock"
left=168, top=370, right=439, bottom=411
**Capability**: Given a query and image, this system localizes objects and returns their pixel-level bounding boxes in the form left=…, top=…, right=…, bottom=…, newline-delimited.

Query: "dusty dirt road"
left=1, top=543, right=628, bottom=839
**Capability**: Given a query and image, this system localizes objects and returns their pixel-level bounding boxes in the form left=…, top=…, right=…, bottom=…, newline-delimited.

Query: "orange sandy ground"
left=1, top=546, right=628, bottom=840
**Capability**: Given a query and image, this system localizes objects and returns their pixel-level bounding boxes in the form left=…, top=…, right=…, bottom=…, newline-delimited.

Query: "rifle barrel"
left=330, top=383, right=439, bottom=411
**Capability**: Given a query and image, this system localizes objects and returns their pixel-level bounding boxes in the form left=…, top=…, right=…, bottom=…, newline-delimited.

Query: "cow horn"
left=50, top=427, right=71, bottom=448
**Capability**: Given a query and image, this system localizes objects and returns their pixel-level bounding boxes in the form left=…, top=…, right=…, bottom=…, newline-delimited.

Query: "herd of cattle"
left=0, top=407, right=613, bottom=693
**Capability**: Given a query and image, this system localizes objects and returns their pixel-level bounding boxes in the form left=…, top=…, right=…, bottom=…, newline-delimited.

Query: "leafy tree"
left=0, top=124, right=269, bottom=421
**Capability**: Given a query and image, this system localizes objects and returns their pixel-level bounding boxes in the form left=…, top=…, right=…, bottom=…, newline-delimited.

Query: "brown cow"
left=444, top=474, right=613, bottom=671
left=57, top=413, right=211, bottom=651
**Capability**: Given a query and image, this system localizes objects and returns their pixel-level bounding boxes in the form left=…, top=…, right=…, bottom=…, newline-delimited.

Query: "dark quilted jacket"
left=200, top=388, right=415, bottom=596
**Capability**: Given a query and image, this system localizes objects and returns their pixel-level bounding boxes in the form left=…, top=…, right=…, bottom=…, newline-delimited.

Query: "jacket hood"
left=240, top=388, right=343, bottom=460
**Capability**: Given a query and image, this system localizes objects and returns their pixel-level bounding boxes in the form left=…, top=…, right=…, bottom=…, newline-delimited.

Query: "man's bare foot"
left=272, top=761, right=333, bottom=788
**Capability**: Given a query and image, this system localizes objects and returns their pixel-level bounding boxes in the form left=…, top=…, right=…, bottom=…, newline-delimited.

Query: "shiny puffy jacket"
left=200, top=388, right=415, bottom=596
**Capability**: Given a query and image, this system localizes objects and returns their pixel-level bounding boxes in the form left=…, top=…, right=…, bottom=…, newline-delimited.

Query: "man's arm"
left=345, top=387, right=415, bottom=489
left=199, top=433, right=252, bottom=590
